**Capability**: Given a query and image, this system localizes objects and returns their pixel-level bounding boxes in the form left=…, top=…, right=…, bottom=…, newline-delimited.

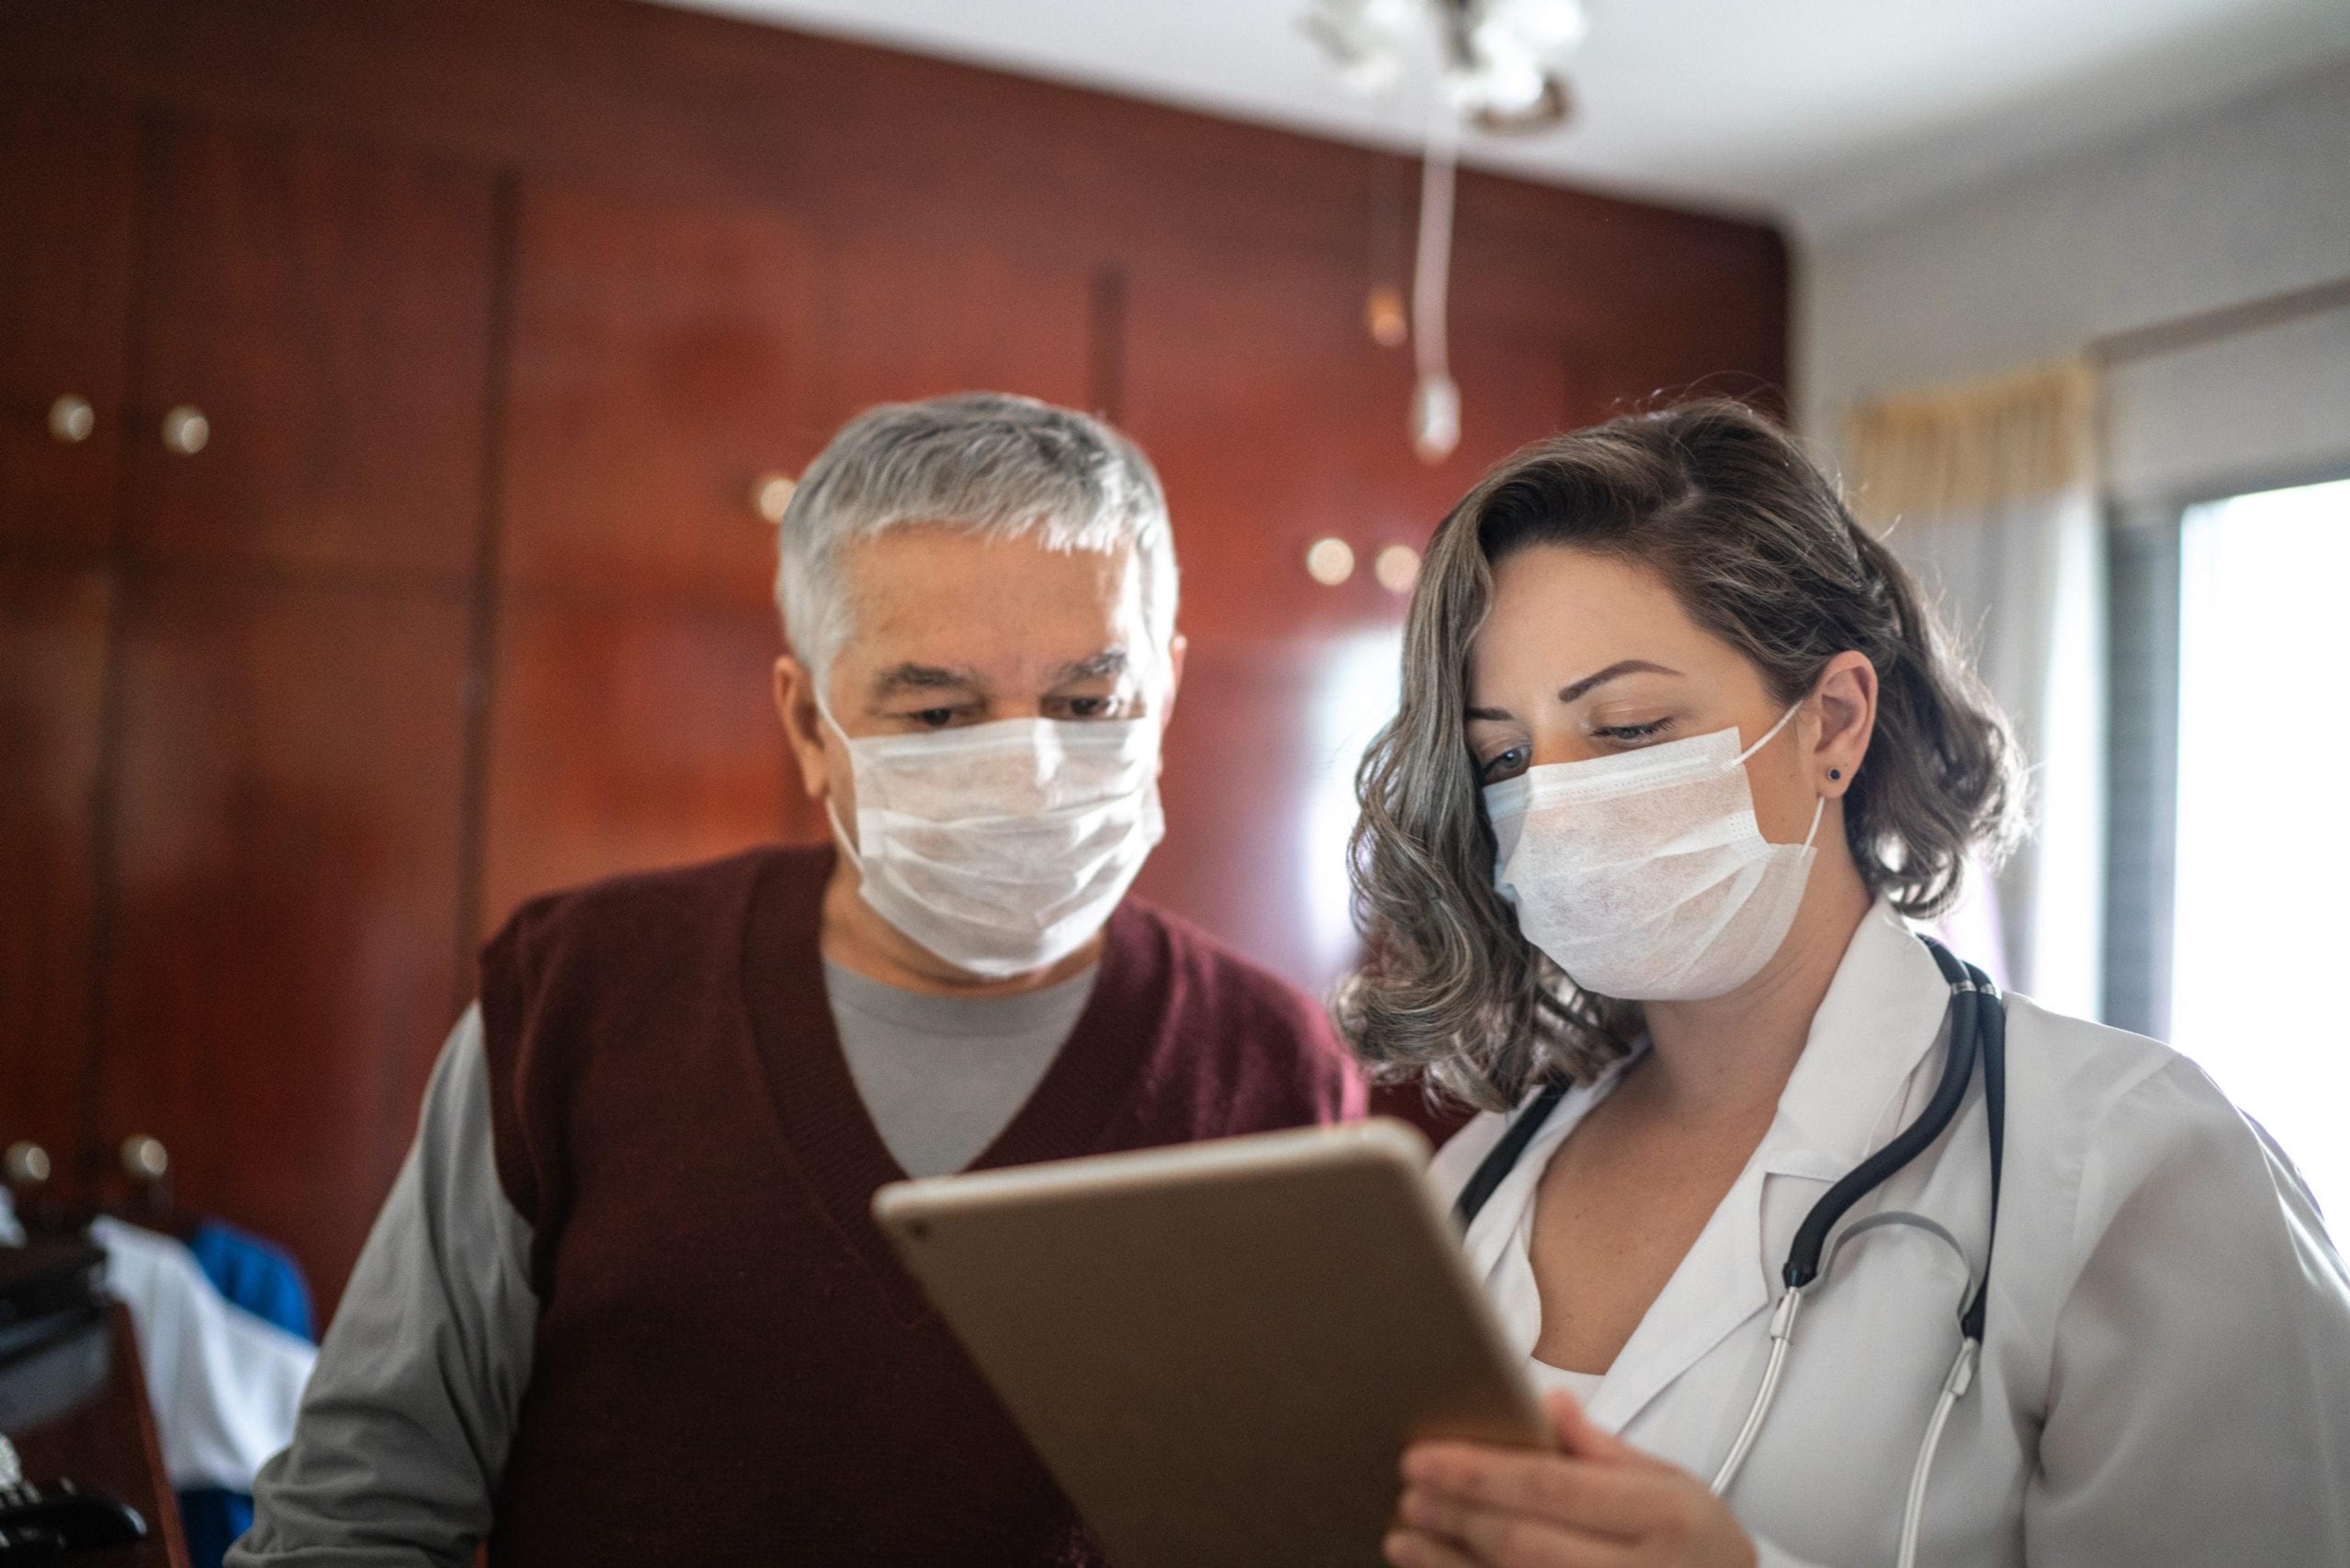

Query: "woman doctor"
left=1341, top=401, right=2350, bottom=1568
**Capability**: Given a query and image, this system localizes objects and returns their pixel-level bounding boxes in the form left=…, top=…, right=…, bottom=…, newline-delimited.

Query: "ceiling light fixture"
left=1300, top=0, right=1590, bottom=462
left=1302, top=0, right=1584, bottom=134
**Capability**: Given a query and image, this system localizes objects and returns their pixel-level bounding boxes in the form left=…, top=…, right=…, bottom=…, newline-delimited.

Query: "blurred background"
left=4, top=0, right=2346, bottom=1327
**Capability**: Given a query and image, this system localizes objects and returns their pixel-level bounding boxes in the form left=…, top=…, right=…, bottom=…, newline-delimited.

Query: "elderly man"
left=233, top=394, right=1363, bottom=1567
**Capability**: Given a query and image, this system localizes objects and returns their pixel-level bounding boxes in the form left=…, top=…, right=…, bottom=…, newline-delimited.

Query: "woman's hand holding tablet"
left=1390, top=1391, right=1755, bottom=1568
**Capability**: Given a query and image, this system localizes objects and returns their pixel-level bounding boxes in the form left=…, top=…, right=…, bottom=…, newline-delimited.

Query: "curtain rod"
left=2090, top=272, right=2350, bottom=368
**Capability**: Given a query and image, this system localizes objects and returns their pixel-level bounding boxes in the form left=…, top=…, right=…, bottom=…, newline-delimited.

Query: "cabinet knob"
left=2, top=1140, right=51, bottom=1188
left=48, top=394, right=95, bottom=444
left=121, top=1133, right=170, bottom=1181
left=161, top=404, right=209, bottom=456
left=751, top=471, right=797, bottom=524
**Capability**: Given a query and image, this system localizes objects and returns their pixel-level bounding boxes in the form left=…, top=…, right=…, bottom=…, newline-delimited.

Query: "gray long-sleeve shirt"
left=231, top=1007, right=535, bottom=1567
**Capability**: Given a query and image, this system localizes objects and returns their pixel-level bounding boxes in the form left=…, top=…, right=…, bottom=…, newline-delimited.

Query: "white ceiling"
left=654, top=0, right=2350, bottom=234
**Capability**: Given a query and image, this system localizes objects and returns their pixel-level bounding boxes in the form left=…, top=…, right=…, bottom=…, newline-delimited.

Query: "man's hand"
left=1384, top=1391, right=1758, bottom=1568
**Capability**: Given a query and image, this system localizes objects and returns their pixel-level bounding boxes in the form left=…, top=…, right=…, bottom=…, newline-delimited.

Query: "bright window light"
left=2173, top=476, right=2350, bottom=1227
left=1303, top=627, right=1404, bottom=984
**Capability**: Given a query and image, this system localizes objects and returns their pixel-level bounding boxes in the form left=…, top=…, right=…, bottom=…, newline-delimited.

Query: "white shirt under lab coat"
left=1431, top=900, right=2350, bottom=1567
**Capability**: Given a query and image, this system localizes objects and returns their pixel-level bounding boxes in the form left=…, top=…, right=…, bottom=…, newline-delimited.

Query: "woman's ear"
left=1811, top=651, right=1878, bottom=799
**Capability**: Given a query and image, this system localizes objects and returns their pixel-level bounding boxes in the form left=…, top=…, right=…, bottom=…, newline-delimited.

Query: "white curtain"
left=1844, top=363, right=2107, bottom=1017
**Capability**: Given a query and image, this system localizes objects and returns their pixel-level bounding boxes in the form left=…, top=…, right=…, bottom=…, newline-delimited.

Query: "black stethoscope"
left=1454, top=936, right=2006, bottom=1568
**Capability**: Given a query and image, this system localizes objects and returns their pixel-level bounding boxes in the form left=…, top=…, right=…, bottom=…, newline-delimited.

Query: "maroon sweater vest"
left=476, top=844, right=1363, bottom=1566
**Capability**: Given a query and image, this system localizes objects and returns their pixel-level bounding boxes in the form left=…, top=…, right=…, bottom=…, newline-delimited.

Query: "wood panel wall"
left=1, top=0, right=1786, bottom=1308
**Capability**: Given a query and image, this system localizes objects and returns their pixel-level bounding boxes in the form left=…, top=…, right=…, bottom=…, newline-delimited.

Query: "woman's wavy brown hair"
left=1337, top=400, right=2023, bottom=1111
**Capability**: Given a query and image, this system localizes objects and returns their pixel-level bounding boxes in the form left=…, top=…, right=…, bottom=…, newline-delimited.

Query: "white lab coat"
left=1433, top=900, right=2350, bottom=1567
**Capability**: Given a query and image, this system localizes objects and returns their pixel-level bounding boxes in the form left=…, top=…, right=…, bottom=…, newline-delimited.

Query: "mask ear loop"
left=1729, top=700, right=1804, bottom=767
left=1729, top=701, right=1827, bottom=850
left=810, top=690, right=867, bottom=873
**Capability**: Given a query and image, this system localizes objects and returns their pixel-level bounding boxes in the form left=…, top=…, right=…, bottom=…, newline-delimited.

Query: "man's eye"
left=1064, top=696, right=1110, bottom=719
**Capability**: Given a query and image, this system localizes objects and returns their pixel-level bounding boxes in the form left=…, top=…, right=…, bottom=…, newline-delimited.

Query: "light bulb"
left=1452, top=24, right=1547, bottom=116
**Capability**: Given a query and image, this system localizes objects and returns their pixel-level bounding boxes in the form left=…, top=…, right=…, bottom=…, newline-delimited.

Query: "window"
left=2171, top=476, right=2350, bottom=1223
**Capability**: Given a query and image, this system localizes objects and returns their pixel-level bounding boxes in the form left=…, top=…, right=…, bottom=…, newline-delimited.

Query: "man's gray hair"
left=775, top=392, right=1178, bottom=689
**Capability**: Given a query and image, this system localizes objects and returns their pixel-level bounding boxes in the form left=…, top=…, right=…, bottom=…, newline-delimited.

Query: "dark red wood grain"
left=0, top=562, right=114, bottom=1172
left=95, top=572, right=471, bottom=1309
left=479, top=592, right=820, bottom=936
left=499, top=177, right=826, bottom=608
left=123, top=114, right=498, bottom=578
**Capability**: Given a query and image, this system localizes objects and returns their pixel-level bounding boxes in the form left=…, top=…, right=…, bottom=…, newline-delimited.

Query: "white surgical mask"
left=1484, top=703, right=1824, bottom=1002
left=820, top=700, right=1165, bottom=979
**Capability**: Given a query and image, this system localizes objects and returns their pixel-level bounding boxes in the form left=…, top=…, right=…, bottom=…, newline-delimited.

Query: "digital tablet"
left=871, top=1118, right=1548, bottom=1568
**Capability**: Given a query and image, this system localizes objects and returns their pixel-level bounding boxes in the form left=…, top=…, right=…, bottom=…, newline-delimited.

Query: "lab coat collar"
left=1584, top=899, right=1952, bottom=1433
left=1767, top=900, right=1952, bottom=1174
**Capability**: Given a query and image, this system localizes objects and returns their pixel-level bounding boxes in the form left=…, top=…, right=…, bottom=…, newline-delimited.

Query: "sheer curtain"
left=1842, top=362, right=2106, bottom=1017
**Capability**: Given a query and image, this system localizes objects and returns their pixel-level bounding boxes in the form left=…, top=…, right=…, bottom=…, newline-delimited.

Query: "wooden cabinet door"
left=486, top=178, right=827, bottom=932
left=0, top=91, right=138, bottom=1183
left=0, top=563, right=113, bottom=1178
left=499, top=177, right=826, bottom=611
left=90, top=116, right=496, bottom=1307
left=122, top=115, right=496, bottom=578
left=99, top=577, right=472, bottom=1306
left=0, top=91, right=138, bottom=554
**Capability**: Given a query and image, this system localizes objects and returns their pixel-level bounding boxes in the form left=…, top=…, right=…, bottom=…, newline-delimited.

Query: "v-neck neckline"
left=737, top=846, right=1170, bottom=1313
left=1471, top=906, right=1960, bottom=1434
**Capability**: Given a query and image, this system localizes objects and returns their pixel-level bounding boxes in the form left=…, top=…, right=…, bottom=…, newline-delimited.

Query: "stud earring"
left=1828, top=768, right=1842, bottom=781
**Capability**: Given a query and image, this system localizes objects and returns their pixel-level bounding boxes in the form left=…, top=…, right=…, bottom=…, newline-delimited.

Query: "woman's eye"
left=1479, top=747, right=1529, bottom=784
left=911, top=707, right=960, bottom=728
left=1593, top=719, right=1673, bottom=745
left=1062, top=696, right=1111, bottom=719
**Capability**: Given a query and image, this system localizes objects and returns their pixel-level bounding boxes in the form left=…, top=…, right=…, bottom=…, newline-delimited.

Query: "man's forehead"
left=834, top=528, right=1149, bottom=660
left=845, top=522, right=1137, bottom=573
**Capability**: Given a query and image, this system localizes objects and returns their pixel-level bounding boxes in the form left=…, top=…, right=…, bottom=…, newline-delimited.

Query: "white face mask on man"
left=1484, top=702, right=1824, bottom=1002
left=819, top=700, right=1166, bottom=979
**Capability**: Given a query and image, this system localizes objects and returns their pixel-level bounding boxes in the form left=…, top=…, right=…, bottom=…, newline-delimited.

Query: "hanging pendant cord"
left=1412, top=114, right=1457, bottom=392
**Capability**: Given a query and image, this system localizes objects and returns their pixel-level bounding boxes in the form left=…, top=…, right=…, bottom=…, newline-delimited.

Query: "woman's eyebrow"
left=1557, top=659, right=1680, bottom=704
